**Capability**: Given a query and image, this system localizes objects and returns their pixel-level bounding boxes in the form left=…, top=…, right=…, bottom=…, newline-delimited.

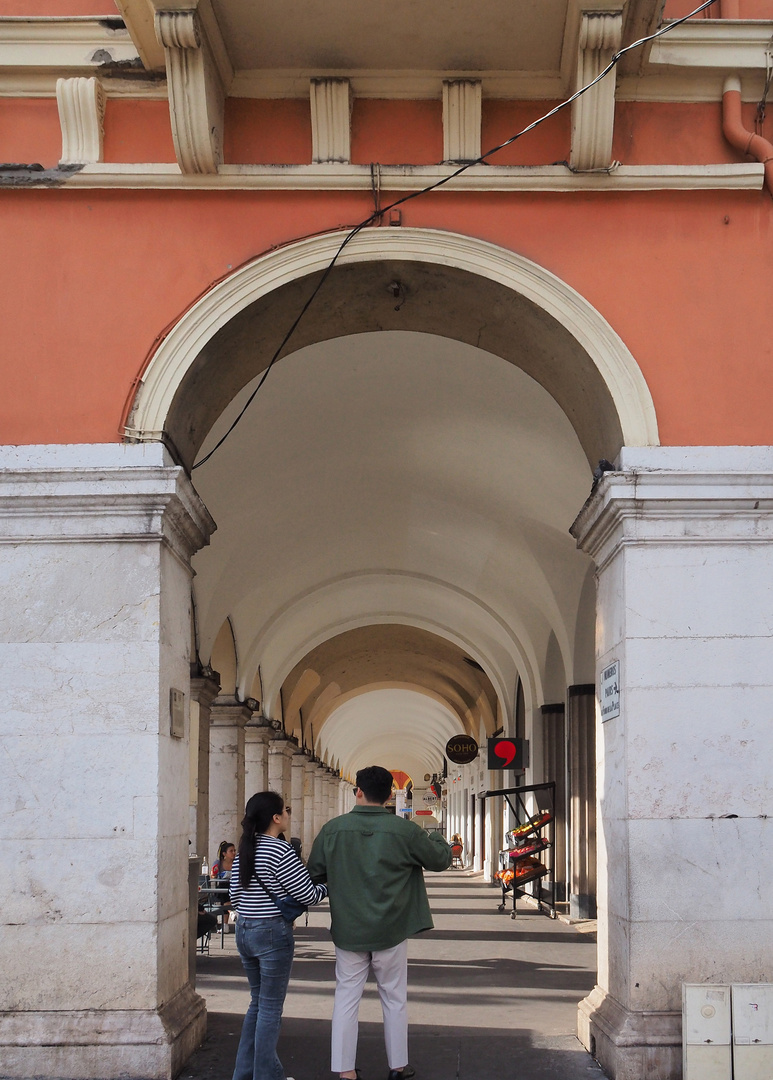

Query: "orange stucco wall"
left=0, top=1, right=117, bottom=11
left=664, top=0, right=773, bottom=16
left=1, top=82, right=772, bottom=449
left=0, top=99, right=61, bottom=168
left=1, top=185, right=771, bottom=447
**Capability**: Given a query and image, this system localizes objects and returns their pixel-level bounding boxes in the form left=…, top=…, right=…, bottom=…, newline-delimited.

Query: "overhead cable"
left=192, top=0, right=717, bottom=471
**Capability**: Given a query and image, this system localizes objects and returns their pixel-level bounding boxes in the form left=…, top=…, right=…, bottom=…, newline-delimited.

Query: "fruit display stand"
left=481, top=782, right=556, bottom=920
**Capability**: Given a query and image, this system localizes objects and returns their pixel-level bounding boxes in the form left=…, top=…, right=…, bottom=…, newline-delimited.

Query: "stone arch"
left=126, top=227, right=659, bottom=470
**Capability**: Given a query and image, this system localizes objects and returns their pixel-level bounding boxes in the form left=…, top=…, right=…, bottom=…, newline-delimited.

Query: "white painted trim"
left=230, top=68, right=565, bottom=100
left=442, top=79, right=482, bottom=163
left=617, top=70, right=770, bottom=101
left=128, top=226, right=659, bottom=453
left=0, top=16, right=140, bottom=66
left=570, top=9, right=623, bottom=172
left=56, top=76, right=105, bottom=165
left=0, top=73, right=166, bottom=99
left=114, top=0, right=165, bottom=71
left=44, top=161, right=765, bottom=190
left=155, top=8, right=224, bottom=174
left=649, top=19, right=773, bottom=69
left=310, top=78, right=351, bottom=164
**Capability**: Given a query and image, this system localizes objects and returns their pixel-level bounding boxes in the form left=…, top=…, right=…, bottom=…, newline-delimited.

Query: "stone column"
left=567, top=684, right=596, bottom=920
left=290, top=749, right=306, bottom=853
left=0, top=444, right=214, bottom=1080
left=313, top=765, right=328, bottom=834
left=267, top=733, right=295, bottom=804
left=209, top=697, right=250, bottom=859
left=190, top=672, right=220, bottom=867
left=541, top=702, right=567, bottom=901
left=327, top=770, right=339, bottom=820
left=303, top=758, right=321, bottom=855
left=572, top=447, right=773, bottom=1080
left=244, top=716, right=272, bottom=799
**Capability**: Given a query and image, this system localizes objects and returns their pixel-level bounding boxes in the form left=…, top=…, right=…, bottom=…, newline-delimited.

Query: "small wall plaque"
left=170, top=688, right=185, bottom=738
left=600, top=660, right=620, bottom=722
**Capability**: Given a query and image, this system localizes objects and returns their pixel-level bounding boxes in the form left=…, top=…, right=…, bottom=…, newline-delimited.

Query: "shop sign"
left=423, top=792, right=438, bottom=803
left=600, top=660, right=620, bottom=722
left=445, top=734, right=479, bottom=764
left=487, top=737, right=528, bottom=772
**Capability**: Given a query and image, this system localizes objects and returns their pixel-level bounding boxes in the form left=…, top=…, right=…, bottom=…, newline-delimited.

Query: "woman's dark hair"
left=217, top=840, right=234, bottom=860
left=237, top=791, right=285, bottom=889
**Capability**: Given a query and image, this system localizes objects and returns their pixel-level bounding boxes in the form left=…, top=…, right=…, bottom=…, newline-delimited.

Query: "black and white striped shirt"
left=230, top=835, right=327, bottom=918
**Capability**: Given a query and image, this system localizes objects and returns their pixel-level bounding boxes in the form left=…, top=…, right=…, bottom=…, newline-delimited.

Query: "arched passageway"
left=137, top=229, right=651, bottom=1049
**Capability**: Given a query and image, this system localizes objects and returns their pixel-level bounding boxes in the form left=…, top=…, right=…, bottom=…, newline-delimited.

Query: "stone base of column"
left=0, top=984, right=206, bottom=1080
left=578, top=986, right=681, bottom=1080
left=569, top=892, right=596, bottom=920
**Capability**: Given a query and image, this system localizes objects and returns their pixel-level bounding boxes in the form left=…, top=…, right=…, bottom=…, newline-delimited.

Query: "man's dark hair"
left=355, top=765, right=394, bottom=804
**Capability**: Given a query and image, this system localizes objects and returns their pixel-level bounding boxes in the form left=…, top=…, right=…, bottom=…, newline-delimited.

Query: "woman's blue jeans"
left=232, top=915, right=294, bottom=1080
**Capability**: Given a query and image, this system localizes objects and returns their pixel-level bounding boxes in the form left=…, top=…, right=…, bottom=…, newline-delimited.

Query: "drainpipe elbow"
left=722, top=75, right=773, bottom=197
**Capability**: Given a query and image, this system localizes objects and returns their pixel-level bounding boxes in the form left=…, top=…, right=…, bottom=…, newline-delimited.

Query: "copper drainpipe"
left=722, top=75, right=773, bottom=197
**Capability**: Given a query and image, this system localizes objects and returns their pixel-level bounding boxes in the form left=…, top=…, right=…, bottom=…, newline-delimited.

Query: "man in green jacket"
left=307, top=764, right=452, bottom=1080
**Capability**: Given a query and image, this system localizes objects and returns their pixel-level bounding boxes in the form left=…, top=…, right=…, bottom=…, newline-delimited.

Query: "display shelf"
left=482, top=781, right=557, bottom=920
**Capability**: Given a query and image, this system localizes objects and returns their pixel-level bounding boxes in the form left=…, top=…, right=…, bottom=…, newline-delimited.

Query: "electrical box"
left=683, top=984, right=732, bottom=1080
left=732, top=983, right=773, bottom=1080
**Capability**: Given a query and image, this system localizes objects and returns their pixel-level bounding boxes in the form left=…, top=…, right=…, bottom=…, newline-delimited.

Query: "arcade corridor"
left=186, top=872, right=605, bottom=1080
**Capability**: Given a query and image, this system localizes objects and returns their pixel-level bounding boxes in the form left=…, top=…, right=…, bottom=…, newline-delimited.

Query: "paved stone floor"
left=185, top=870, right=608, bottom=1080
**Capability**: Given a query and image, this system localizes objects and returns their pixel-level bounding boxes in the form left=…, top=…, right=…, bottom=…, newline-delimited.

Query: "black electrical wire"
left=193, top=0, right=717, bottom=471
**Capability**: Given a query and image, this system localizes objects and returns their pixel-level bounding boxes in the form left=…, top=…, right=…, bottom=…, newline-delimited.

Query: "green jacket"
left=307, top=805, right=452, bottom=952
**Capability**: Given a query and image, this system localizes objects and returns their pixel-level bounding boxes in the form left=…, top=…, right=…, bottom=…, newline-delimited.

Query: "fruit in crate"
left=508, top=837, right=549, bottom=860
left=505, top=812, right=552, bottom=845
left=495, top=868, right=515, bottom=886
left=514, top=857, right=545, bottom=879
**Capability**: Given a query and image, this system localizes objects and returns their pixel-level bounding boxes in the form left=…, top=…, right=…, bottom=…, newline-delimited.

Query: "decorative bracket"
left=443, top=79, right=482, bottom=164
left=155, top=6, right=225, bottom=174
left=310, top=78, right=352, bottom=163
left=56, top=76, right=105, bottom=164
left=570, top=8, right=623, bottom=171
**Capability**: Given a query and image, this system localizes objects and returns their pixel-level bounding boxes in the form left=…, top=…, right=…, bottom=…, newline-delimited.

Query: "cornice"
left=649, top=19, right=773, bottom=69
left=0, top=463, right=215, bottom=557
left=572, top=466, right=773, bottom=571
left=3, top=161, right=761, bottom=191
left=0, top=16, right=139, bottom=66
left=1, top=16, right=770, bottom=101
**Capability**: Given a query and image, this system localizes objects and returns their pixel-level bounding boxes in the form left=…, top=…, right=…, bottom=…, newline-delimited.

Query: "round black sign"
left=445, top=734, right=479, bottom=765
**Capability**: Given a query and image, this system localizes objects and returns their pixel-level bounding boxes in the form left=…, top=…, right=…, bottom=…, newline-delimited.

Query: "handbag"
left=252, top=870, right=308, bottom=923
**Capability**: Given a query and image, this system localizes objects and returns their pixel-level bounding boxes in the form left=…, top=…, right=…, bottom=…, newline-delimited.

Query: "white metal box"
left=683, top=984, right=732, bottom=1080
left=732, top=983, right=773, bottom=1080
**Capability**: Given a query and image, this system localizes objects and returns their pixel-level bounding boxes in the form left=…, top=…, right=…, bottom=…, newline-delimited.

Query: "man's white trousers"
left=331, top=940, right=409, bottom=1072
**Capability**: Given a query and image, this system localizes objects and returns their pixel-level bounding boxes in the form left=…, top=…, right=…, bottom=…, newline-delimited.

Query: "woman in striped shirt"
left=230, top=790, right=328, bottom=1080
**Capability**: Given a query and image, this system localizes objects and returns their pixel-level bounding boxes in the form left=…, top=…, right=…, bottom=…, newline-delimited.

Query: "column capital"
left=190, top=673, right=220, bottom=709
left=268, top=734, right=297, bottom=759
left=209, top=696, right=252, bottom=728
left=571, top=447, right=773, bottom=570
left=0, top=444, right=215, bottom=560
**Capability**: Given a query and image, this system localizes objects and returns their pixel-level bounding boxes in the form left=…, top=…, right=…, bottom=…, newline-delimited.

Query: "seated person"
left=210, top=840, right=236, bottom=880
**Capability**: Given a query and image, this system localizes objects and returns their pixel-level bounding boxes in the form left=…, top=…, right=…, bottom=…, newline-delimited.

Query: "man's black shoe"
left=387, top=1068, right=415, bottom=1080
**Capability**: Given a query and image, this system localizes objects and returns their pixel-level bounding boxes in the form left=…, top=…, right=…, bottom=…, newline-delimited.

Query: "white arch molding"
left=127, top=227, right=659, bottom=448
